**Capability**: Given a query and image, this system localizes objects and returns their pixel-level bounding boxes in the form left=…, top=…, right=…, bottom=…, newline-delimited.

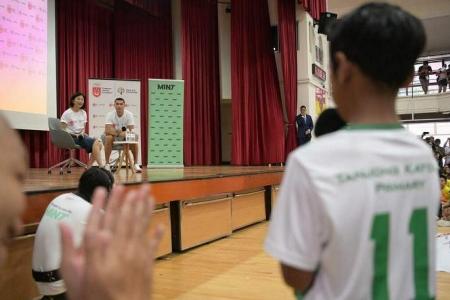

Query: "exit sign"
left=312, top=64, right=326, bottom=81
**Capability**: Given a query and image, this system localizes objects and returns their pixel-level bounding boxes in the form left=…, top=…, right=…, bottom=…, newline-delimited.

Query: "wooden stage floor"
left=23, top=166, right=284, bottom=230
left=25, top=166, right=284, bottom=193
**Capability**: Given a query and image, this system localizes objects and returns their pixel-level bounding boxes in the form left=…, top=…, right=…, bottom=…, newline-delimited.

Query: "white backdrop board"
left=88, top=79, right=141, bottom=164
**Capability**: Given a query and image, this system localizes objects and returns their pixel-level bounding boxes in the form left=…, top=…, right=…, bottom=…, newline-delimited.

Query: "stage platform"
left=4, top=166, right=286, bottom=300
left=23, top=166, right=284, bottom=230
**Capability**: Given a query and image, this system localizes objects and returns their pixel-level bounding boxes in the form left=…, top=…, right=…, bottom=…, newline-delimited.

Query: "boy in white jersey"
left=265, top=3, right=439, bottom=300
left=32, top=167, right=114, bottom=299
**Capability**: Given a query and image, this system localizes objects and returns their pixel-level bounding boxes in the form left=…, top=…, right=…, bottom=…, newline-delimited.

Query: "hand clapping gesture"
left=59, top=185, right=163, bottom=300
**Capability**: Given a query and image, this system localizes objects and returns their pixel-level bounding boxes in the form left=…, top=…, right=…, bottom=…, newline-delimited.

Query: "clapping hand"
left=60, top=185, right=164, bottom=300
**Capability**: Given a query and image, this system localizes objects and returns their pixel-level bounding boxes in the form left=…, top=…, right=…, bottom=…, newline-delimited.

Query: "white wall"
left=218, top=3, right=231, bottom=101
left=296, top=6, right=331, bottom=119
left=396, top=93, right=450, bottom=115
left=171, top=0, right=182, bottom=79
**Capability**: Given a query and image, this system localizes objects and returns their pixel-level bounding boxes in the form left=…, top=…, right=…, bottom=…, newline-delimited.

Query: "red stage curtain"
left=19, top=130, right=53, bottom=169
left=20, top=0, right=114, bottom=167
left=181, top=0, right=221, bottom=165
left=122, top=0, right=168, bottom=16
left=231, top=0, right=285, bottom=165
left=114, top=0, right=173, bottom=166
left=299, top=0, right=327, bottom=20
left=278, top=0, right=298, bottom=158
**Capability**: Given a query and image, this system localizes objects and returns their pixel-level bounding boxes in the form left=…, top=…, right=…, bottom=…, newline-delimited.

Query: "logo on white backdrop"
left=117, top=87, right=125, bottom=95
left=92, top=86, right=101, bottom=97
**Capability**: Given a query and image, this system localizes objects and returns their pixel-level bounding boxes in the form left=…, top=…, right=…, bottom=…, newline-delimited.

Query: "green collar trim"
left=345, top=123, right=404, bottom=130
left=295, top=290, right=304, bottom=300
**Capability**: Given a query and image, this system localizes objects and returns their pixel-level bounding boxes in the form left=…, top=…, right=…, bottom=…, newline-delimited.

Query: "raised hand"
left=60, top=185, right=164, bottom=300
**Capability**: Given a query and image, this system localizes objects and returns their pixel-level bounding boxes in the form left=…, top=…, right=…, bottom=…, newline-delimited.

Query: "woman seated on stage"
left=60, top=92, right=103, bottom=168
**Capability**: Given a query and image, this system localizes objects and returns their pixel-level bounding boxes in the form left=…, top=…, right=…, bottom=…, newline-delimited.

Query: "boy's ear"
left=334, top=52, right=352, bottom=85
left=400, top=70, right=415, bottom=88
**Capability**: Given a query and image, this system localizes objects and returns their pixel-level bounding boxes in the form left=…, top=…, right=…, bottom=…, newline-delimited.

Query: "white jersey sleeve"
left=265, top=156, right=330, bottom=271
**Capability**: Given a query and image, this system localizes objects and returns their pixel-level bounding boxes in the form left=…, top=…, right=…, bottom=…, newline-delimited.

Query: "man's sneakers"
left=134, top=164, right=142, bottom=173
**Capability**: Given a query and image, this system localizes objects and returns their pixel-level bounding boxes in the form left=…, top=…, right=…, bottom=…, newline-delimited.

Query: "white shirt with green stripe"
left=32, top=193, right=92, bottom=296
left=265, top=124, right=439, bottom=300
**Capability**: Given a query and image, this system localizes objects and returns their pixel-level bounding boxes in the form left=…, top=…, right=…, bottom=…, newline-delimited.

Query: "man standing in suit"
left=296, top=105, right=314, bottom=146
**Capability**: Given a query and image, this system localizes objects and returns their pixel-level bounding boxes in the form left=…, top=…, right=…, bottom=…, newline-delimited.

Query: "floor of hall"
left=153, top=222, right=450, bottom=300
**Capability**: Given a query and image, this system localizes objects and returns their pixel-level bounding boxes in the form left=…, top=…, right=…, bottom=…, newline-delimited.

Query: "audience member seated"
left=60, top=92, right=103, bottom=168
left=104, top=97, right=141, bottom=173
left=437, top=204, right=450, bottom=227
left=32, top=167, right=114, bottom=300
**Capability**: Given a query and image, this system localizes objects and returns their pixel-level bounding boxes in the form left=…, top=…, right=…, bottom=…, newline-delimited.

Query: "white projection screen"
left=0, top=0, right=57, bottom=131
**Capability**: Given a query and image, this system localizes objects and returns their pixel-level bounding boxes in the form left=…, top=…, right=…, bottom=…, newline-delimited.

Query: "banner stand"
left=147, top=79, right=184, bottom=168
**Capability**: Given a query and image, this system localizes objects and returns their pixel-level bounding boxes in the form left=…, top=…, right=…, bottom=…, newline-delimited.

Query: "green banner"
left=148, top=79, right=184, bottom=168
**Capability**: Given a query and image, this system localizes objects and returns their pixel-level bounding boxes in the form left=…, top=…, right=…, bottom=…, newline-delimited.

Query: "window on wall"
left=404, top=121, right=450, bottom=145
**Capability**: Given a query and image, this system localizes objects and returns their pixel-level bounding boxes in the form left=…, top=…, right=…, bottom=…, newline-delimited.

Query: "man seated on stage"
left=104, top=97, right=142, bottom=173
left=32, top=167, right=114, bottom=300
left=0, top=114, right=163, bottom=300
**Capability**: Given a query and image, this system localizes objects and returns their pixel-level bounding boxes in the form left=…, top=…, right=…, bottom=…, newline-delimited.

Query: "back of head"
left=329, top=3, right=426, bottom=91
left=314, top=108, right=347, bottom=137
left=77, top=167, right=114, bottom=202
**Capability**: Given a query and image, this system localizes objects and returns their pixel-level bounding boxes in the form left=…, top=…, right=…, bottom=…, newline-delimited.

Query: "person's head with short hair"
left=314, top=108, right=347, bottom=137
left=444, top=165, right=450, bottom=173
left=77, top=167, right=114, bottom=202
left=300, top=105, right=307, bottom=116
left=69, top=92, right=86, bottom=110
left=435, top=139, right=441, bottom=146
left=440, top=174, right=447, bottom=189
left=423, top=61, right=428, bottom=66
left=114, top=97, right=126, bottom=116
left=443, top=204, right=450, bottom=220
left=329, top=3, right=425, bottom=121
left=0, top=115, right=27, bottom=266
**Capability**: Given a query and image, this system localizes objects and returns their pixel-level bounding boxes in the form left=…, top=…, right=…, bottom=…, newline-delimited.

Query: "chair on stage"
left=101, top=134, right=135, bottom=172
left=48, top=117, right=87, bottom=175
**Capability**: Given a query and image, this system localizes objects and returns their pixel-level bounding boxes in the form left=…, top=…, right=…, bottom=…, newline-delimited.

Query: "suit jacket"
left=296, top=114, right=314, bottom=142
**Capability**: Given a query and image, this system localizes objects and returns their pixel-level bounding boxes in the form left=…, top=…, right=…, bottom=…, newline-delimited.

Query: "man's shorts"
left=72, top=135, right=95, bottom=153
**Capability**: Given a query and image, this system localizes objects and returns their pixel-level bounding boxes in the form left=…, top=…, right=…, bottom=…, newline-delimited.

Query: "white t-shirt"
left=60, top=108, right=87, bottom=135
left=105, top=110, right=135, bottom=130
left=437, top=68, right=448, bottom=80
left=265, top=125, right=439, bottom=300
left=32, top=193, right=92, bottom=296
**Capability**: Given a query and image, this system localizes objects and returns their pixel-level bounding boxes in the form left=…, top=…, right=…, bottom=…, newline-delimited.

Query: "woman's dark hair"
left=314, top=108, right=347, bottom=137
left=329, top=3, right=426, bottom=91
left=77, top=167, right=114, bottom=202
left=69, top=92, right=86, bottom=108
